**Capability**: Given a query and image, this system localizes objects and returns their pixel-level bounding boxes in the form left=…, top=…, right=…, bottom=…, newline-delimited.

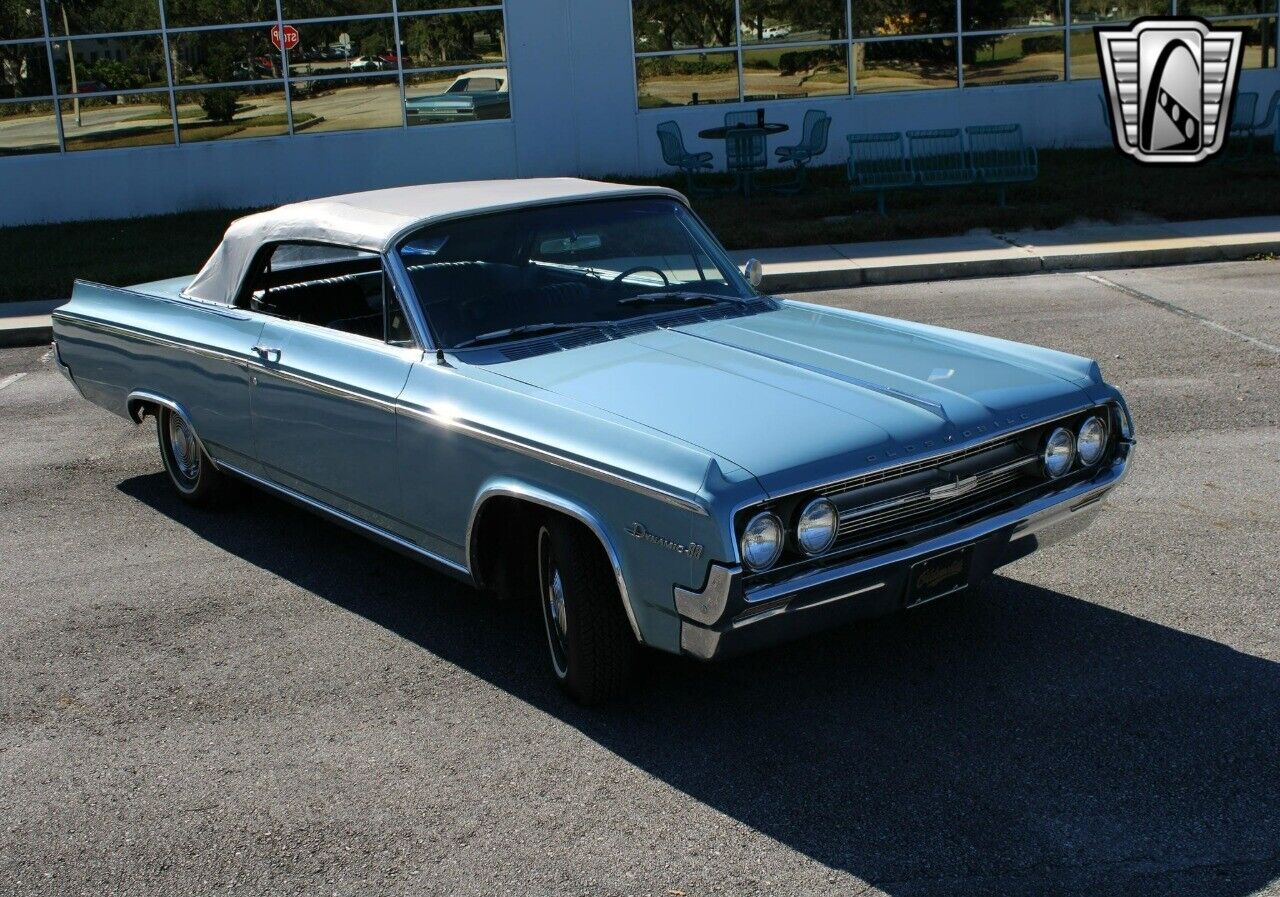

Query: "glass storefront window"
left=1179, top=0, right=1276, bottom=13
left=399, top=11, right=505, bottom=69
left=399, top=0, right=501, bottom=10
left=52, top=34, right=167, bottom=94
left=962, top=30, right=1064, bottom=85
left=852, top=0, right=957, bottom=37
left=962, top=0, right=1064, bottom=32
left=1070, top=0, right=1171, bottom=22
left=283, top=17, right=396, bottom=74
left=174, top=84, right=289, bottom=142
left=1222, top=17, right=1278, bottom=68
left=1068, top=28, right=1101, bottom=78
left=404, top=67, right=510, bottom=125
left=164, top=1, right=277, bottom=29
left=636, top=51, right=739, bottom=107
left=282, top=0, right=394, bottom=19
left=168, top=28, right=283, bottom=86
left=2, top=5, right=47, bottom=40
left=741, top=43, right=849, bottom=100
left=738, top=0, right=847, bottom=44
left=60, top=92, right=175, bottom=151
left=0, top=102, right=59, bottom=155
left=56, top=0, right=161, bottom=36
left=288, top=71, right=401, bottom=132
left=632, top=0, right=736, bottom=52
left=855, top=38, right=958, bottom=91
left=0, top=43, right=52, bottom=99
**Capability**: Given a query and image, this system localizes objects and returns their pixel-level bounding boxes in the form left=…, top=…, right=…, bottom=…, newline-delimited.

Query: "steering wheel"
left=610, top=266, right=669, bottom=291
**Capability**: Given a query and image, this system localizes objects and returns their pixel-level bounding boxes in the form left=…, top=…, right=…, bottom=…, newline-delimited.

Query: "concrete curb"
left=0, top=300, right=62, bottom=348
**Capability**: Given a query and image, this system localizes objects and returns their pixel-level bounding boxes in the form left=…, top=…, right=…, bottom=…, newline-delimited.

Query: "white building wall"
left=2, top=1, right=1277, bottom=227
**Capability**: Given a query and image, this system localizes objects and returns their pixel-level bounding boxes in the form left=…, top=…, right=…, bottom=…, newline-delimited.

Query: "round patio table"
left=697, top=122, right=789, bottom=140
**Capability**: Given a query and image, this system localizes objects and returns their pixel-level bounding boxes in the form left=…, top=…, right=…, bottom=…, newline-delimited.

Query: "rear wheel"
left=537, top=518, right=637, bottom=704
left=156, top=406, right=232, bottom=506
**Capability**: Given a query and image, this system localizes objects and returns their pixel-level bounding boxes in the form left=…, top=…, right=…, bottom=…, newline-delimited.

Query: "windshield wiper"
left=617, top=290, right=750, bottom=308
left=451, top=320, right=613, bottom=350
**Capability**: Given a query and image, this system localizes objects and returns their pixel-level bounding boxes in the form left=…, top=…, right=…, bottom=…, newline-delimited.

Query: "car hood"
left=486, top=302, right=1100, bottom=495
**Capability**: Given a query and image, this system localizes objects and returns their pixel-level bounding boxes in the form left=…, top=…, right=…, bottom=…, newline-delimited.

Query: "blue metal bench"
left=1230, top=91, right=1259, bottom=152
left=846, top=132, right=916, bottom=216
left=906, top=128, right=976, bottom=189
left=966, top=123, right=1039, bottom=206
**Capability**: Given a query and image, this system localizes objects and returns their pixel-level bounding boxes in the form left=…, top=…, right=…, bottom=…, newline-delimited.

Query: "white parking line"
left=0, top=373, right=27, bottom=391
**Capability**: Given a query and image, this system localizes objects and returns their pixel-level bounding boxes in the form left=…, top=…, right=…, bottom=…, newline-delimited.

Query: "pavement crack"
left=1081, top=272, right=1280, bottom=356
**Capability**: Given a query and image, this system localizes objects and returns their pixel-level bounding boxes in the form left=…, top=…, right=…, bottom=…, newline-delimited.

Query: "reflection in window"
left=60, top=93, right=175, bottom=151
left=282, top=0, right=393, bottom=19
left=741, top=44, right=849, bottom=100
left=404, top=67, right=510, bottom=125
left=174, top=85, right=289, bottom=142
left=962, top=30, right=1063, bottom=85
left=168, top=28, right=282, bottom=86
left=1179, top=0, right=1276, bottom=13
left=636, top=52, right=739, bottom=107
left=852, top=0, right=957, bottom=36
left=2, top=4, right=46, bottom=40
left=164, top=0, right=277, bottom=28
left=1225, top=18, right=1278, bottom=69
left=399, top=12, right=505, bottom=69
left=399, top=0, right=501, bottom=10
left=632, top=0, right=736, bottom=51
left=855, top=39, right=958, bottom=92
left=55, top=0, right=160, bottom=36
left=1068, top=28, right=1101, bottom=78
left=52, top=35, right=167, bottom=94
left=0, top=102, right=59, bottom=155
left=283, top=18, right=397, bottom=75
left=0, top=43, right=52, bottom=99
left=1070, top=0, right=1170, bottom=22
left=289, top=73, right=402, bottom=132
left=962, top=0, right=1064, bottom=31
left=738, top=0, right=846, bottom=44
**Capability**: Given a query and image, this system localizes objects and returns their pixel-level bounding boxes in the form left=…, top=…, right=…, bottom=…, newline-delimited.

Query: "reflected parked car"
left=405, top=68, right=509, bottom=123
left=348, top=55, right=385, bottom=72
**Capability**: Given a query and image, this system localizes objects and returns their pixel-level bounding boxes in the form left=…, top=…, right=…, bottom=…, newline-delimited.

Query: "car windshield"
left=397, top=197, right=755, bottom=350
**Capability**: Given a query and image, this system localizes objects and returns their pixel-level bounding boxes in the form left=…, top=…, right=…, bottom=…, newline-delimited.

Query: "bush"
left=778, top=48, right=842, bottom=76
left=200, top=90, right=240, bottom=123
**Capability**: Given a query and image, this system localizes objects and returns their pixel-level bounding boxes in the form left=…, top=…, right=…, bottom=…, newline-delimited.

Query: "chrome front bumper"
left=676, top=442, right=1133, bottom=661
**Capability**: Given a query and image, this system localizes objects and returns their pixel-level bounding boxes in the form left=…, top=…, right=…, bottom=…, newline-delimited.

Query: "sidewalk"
left=3, top=215, right=1279, bottom=348
left=729, top=215, right=1280, bottom=292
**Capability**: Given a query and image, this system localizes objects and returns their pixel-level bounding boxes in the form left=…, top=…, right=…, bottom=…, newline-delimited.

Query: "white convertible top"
left=182, top=178, right=685, bottom=306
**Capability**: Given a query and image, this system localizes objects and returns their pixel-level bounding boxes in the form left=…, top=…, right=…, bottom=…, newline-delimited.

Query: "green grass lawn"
left=2, top=143, right=1278, bottom=301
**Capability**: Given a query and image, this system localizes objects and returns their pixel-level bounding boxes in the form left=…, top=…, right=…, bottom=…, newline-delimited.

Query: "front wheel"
left=156, top=406, right=232, bottom=506
left=537, top=518, right=637, bottom=704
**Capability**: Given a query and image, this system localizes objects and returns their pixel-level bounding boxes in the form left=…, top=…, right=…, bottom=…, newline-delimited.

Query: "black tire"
left=156, top=406, right=232, bottom=506
left=537, top=517, right=637, bottom=704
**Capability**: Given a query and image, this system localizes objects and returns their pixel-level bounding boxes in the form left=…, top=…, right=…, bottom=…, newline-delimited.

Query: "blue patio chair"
left=1230, top=91, right=1259, bottom=152
left=966, top=123, right=1038, bottom=206
left=846, top=132, right=915, bottom=216
left=774, top=109, right=831, bottom=192
left=724, top=110, right=759, bottom=129
left=725, top=127, right=768, bottom=197
left=1255, top=89, right=1280, bottom=159
left=656, top=120, right=714, bottom=195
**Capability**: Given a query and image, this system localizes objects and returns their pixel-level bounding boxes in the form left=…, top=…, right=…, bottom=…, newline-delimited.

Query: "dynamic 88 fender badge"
left=1096, top=17, right=1245, bottom=164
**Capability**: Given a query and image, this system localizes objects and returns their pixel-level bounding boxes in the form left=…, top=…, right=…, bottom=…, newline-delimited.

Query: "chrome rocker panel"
left=677, top=443, right=1133, bottom=661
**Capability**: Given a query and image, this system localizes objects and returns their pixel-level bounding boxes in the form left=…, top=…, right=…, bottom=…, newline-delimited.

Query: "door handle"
left=252, top=345, right=282, bottom=362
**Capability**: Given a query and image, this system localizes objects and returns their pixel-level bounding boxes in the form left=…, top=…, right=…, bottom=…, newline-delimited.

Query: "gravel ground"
left=1, top=261, right=1278, bottom=897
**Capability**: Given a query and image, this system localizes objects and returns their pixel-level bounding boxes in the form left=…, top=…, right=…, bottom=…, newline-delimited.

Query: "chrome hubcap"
left=168, top=414, right=200, bottom=481
left=538, top=528, right=569, bottom=678
left=547, top=569, right=569, bottom=644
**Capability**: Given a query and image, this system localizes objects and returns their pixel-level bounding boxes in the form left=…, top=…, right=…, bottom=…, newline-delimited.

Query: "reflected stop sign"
left=271, top=24, right=300, bottom=51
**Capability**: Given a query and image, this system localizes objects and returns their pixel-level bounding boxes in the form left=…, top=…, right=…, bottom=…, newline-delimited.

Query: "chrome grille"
left=836, top=457, right=1035, bottom=544
left=818, top=432, right=1024, bottom=497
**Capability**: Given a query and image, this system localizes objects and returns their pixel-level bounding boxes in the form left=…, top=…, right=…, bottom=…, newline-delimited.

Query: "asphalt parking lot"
left=2, top=261, right=1278, bottom=897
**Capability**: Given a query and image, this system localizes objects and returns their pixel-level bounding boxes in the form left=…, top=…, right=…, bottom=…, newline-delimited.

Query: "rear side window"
left=243, top=243, right=417, bottom=348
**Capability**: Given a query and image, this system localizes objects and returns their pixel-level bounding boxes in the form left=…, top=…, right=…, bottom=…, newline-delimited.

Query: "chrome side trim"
left=398, top=401, right=709, bottom=516
left=55, top=311, right=250, bottom=367
left=218, top=460, right=472, bottom=582
left=258, top=364, right=399, bottom=412
left=126, top=390, right=215, bottom=462
left=466, top=481, right=645, bottom=643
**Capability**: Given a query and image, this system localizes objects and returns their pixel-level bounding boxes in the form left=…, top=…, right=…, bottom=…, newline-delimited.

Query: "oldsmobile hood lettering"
left=492, top=302, right=1102, bottom=493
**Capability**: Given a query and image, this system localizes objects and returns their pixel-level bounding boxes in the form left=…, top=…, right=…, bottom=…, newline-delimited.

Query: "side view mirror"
left=743, top=258, right=763, bottom=288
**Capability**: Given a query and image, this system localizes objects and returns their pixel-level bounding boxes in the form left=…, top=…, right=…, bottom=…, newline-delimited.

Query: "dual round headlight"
left=1043, top=416, right=1108, bottom=478
left=740, top=497, right=839, bottom=572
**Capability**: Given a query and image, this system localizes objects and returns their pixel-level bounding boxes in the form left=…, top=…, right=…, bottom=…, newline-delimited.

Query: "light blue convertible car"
left=52, top=179, right=1134, bottom=703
